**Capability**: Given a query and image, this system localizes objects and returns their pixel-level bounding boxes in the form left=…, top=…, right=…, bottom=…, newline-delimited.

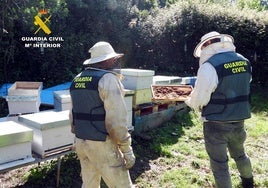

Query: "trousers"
left=203, top=121, right=253, bottom=188
left=76, top=137, right=133, bottom=188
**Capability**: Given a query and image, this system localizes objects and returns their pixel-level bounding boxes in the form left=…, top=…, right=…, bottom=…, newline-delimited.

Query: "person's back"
left=202, top=51, right=251, bottom=122
left=69, top=41, right=135, bottom=188
left=185, top=32, right=254, bottom=188
left=70, top=69, right=109, bottom=141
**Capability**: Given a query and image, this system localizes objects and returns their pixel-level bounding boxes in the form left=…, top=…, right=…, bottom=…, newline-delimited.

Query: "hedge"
left=126, top=1, right=268, bottom=85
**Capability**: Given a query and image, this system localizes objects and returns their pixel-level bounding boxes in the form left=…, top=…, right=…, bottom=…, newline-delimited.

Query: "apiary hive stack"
left=120, top=69, right=155, bottom=107
left=0, top=121, right=33, bottom=164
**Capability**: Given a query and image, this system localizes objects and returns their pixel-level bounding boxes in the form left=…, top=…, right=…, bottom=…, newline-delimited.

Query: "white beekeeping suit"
left=69, top=41, right=135, bottom=188
left=185, top=32, right=236, bottom=116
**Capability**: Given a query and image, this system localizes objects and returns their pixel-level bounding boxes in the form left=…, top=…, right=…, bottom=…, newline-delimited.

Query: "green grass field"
left=1, top=86, right=267, bottom=188
left=132, top=86, right=268, bottom=188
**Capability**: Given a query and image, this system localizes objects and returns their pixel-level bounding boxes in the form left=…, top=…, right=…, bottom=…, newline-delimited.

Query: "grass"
left=133, top=111, right=215, bottom=188
left=131, top=85, right=268, bottom=188
left=133, top=108, right=268, bottom=187
left=2, top=86, right=267, bottom=188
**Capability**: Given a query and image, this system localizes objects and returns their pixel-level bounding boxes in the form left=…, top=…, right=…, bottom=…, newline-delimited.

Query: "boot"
left=241, top=176, right=254, bottom=188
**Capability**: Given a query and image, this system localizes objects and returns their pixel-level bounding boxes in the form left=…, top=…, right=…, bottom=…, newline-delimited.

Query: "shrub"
left=127, top=1, right=268, bottom=85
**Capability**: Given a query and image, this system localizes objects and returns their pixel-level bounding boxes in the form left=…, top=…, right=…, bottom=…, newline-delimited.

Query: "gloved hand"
left=122, top=150, right=135, bottom=169
left=71, top=124, right=75, bottom=133
left=111, top=127, right=136, bottom=169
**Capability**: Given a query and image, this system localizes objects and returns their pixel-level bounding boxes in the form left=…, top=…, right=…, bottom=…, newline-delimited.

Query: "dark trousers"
left=203, top=121, right=253, bottom=188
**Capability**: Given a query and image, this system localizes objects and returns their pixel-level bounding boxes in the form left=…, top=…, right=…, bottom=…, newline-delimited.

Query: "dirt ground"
left=0, top=165, right=36, bottom=187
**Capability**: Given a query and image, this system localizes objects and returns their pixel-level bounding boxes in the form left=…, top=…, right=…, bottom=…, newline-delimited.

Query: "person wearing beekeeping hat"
left=69, top=41, right=135, bottom=188
left=185, top=32, right=254, bottom=188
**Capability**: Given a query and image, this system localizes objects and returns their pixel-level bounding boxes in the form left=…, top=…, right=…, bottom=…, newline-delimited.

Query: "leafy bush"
left=1, top=0, right=268, bottom=87
left=127, top=1, right=268, bottom=84
left=22, top=152, right=81, bottom=188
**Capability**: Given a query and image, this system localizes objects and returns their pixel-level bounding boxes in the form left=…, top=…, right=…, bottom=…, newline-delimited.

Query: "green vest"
left=70, top=69, right=109, bottom=141
left=202, top=52, right=251, bottom=121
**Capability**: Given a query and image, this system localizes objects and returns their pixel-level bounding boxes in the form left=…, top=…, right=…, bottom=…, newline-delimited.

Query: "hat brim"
left=83, top=53, right=124, bottom=65
left=193, top=34, right=233, bottom=58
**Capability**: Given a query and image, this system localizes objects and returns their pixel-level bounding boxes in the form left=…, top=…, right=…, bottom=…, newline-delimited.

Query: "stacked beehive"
left=121, top=69, right=155, bottom=107
left=53, top=90, right=71, bottom=111
left=18, top=110, right=74, bottom=158
left=0, top=121, right=34, bottom=167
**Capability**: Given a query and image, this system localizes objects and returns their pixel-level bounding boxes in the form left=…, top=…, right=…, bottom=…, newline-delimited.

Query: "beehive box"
left=6, top=82, right=43, bottom=114
left=121, top=69, right=155, bottom=90
left=6, top=96, right=40, bottom=114
left=132, top=88, right=152, bottom=107
left=18, top=110, right=74, bottom=158
left=124, top=90, right=134, bottom=131
left=54, top=90, right=71, bottom=111
left=0, top=121, right=33, bottom=164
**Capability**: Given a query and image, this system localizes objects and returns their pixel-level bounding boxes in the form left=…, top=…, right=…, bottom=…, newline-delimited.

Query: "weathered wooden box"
left=18, top=110, right=74, bottom=158
left=121, top=69, right=155, bottom=90
left=133, top=102, right=187, bottom=135
left=0, top=121, right=33, bottom=164
left=54, top=90, right=71, bottom=111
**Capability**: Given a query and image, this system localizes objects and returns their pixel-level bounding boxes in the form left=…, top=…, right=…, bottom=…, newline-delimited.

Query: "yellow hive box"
left=132, top=88, right=152, bottom=107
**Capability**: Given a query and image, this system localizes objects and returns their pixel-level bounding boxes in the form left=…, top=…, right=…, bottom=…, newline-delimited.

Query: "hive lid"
left=18, top=110, right=70, bottom=130
left=0, top=121, right=33, bottom=147
left=53, top=90, right=71, bottom=103
left=120, top=69, right=155, bottom=76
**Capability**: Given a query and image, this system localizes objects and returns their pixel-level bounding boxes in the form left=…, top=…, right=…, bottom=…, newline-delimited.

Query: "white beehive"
left=54, top=90, right=71, bottom=111
left=0, top=121, right=33, bottom=164
left=6, top=82, right=43, bottom=114
left=121, top=69, right=155, bottom=90
left=124, top=90, right=134, bottom=131
left=18, top=110, right=74, bottom=158
left=6, top=96, right=40, bottom=114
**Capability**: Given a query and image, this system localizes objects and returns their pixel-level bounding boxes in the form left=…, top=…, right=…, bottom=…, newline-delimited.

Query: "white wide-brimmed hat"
left=194, top=31, right=234, bottom=58
left=83, top=41, right=124, bottom=65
